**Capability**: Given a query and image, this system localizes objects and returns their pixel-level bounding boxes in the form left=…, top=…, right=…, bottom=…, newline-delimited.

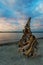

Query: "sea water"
left=0, top=33, right=43, bottom=44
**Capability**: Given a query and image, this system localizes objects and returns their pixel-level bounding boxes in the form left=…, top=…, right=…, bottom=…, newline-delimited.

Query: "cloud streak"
left=0, top=17, right=26, bottom=31
left=0, top=17, right=43, bottom=31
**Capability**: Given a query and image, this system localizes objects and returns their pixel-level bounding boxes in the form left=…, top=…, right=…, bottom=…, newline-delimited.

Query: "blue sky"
left=0, top=0, right=43, bottom=31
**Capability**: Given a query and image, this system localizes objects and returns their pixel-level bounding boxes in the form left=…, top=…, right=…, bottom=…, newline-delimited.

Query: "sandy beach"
left=0, top=38, right=43, bottom=65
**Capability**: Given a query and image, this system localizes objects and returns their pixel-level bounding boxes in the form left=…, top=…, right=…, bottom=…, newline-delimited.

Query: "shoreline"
left=0, top=37, right=43, bottom=46
left=0, top=41, right=18, bottom=46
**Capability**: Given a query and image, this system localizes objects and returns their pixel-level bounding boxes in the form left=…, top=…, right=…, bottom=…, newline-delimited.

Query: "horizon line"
left=0, top=31, right=43, bottom=33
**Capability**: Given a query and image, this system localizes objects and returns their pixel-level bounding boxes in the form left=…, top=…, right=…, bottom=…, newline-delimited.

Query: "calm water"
left=0, top=33, right=43, bottom=44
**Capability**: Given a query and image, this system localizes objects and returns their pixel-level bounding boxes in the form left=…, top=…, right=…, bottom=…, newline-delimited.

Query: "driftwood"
left=18, top=17, right=38, bottom=57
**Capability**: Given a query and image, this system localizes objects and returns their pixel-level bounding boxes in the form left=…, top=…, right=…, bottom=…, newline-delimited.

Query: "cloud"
left=0, top=17, right=26, bottom=31
left=0, top=17, right=43, bottom=31
left=0, top=0, right=38, bottom=18
left=0, top=18, right=17, bottom=31
left=31, top=16, right=43, bottom=30
left=32, top=1, right=43, bottom=15
left=0, top=0, right=28, bottom=19
left=35, top=2, right=43, bottom=13
left=0, top=0, right=15, bottom=8
left=0, top=16, right=43, bottom=31
left=0, top=0, right=17, bottom=18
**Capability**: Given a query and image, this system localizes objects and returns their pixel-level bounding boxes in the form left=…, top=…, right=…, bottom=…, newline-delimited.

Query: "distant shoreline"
left=0, top=31, right=43, bottom=33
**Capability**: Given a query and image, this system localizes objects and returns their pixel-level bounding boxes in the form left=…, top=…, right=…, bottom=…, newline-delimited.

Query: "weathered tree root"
left=18, top=17, right=38, bottom=57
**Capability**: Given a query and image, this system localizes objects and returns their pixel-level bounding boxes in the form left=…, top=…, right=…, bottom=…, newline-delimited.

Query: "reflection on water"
left=0, top=33, right=22, bottom=43
left=0, top=33, right=43, bottom=43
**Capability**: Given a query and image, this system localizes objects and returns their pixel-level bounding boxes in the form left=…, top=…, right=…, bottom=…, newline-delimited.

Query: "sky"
left=0, top=0, right=43, bottom=31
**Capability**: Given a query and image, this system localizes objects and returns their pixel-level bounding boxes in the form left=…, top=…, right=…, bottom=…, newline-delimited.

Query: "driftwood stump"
left=18, top=17, right=38, bottom=57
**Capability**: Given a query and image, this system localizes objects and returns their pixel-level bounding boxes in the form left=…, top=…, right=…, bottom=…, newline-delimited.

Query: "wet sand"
left=0, top=38, right=43, bottom=65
